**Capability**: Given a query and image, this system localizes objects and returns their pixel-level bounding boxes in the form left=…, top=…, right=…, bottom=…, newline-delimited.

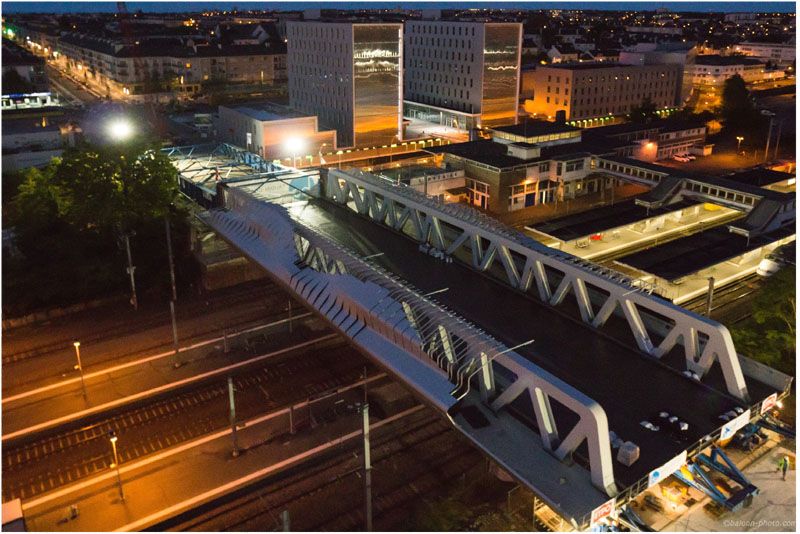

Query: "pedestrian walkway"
left=20, top=384, right=423, bottom=532
left=2, top=316, right=332, bottom=439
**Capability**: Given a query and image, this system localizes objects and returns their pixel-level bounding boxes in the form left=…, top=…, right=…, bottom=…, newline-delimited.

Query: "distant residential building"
left=547, top=43, right=579, bottom=63
left=52, top=34, right=287, bottom=101
left=218, top=102, right=337, bottom=163
left=691, top=55, right=773, bottom=86
left=732, top=41, right=796, bottom=66
left=2, top=38, right=47, bottom=93
left=526, top=62, right=683, bottom=126
left=403, top=20, right=522, bottom=132
left=287, top=21, right=403, bottom=149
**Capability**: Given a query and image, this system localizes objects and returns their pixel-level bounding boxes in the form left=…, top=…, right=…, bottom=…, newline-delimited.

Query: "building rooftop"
left=541, top=61, right=627, bottom=70
left=1, top=38, right=45, bottom=67
left=489, top=119, right=581, bottom=138
left=695, top=54, right=765, bottom=66
left=427, top=136, right=627, bottom=169
left=617, top=225, right=795, bottom=282
left=723, top=168, right=795, bottom=188
left=226, top=102, right=310, bottom=121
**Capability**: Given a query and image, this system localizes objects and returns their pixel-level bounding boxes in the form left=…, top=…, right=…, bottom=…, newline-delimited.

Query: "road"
left=45, top=65, right=99, bottom=107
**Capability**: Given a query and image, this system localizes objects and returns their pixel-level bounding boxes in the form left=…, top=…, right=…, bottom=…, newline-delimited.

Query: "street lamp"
left=285, top=137, right=303, bottom=168
left=107, top=118, right=133, bottom=141
left=109, top=431, right=124, bottom=502
left=73, top=339, right=86, bottom=397
left=336, top=150, right=344, bottom=169
left=736, top=136, right=744, bottom=155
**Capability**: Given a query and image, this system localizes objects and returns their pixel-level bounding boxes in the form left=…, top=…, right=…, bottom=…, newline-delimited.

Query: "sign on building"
left=590, top=499, right=616, bottom=527
left=761, top=393, right=778, bottom=414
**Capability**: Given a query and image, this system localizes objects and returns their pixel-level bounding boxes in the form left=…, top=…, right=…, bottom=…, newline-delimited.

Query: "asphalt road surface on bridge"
left=286, top=198, right=775, bottom=488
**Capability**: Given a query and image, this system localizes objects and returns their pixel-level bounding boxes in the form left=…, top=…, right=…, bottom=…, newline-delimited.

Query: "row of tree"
left=3, top=139, right=189, bottom=316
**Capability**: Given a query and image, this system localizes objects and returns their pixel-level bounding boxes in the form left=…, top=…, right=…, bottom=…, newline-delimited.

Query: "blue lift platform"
left=673, top=446, right=759, bottom=512
left=758, top=413, right=796, bottom=440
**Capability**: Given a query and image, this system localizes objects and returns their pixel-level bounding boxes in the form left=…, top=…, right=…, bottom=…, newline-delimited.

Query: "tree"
left=4, top=140, right=181, bottom=314
left=49, top=139, right=178, bottom=234
left=627, top=96, right=658, bottom=123
left=731, top=266, right=796, bottom=375
left=718, top=74, right=766, bottom=138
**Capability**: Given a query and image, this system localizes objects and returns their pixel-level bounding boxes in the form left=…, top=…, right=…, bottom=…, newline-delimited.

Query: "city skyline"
left=2, top=0, right=796, bottom=13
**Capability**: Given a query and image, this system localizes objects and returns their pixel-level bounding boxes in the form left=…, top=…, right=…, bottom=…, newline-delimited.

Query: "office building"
left=403, top=21, right=522, bottom=132
left=526, top=62, right=683, bottom=126
left=287, top=21, right=402, bottom=149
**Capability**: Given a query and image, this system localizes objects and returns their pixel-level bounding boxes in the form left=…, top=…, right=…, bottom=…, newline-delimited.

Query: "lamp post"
left=73, top=339, right=86, bottom=397
left=337, top=150, right=344, bottom=169
left=286, top=137, right=303, bottom=168
left=736, top=136, right=744, bottom=155
left=109, top=431, right=124, bottom=502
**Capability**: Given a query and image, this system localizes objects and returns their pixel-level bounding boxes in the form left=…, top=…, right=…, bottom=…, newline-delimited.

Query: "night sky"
left=2, top=1, right=796, bottom=14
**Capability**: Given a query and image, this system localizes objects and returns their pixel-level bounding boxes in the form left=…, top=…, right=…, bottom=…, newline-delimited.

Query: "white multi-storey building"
left=403, top=21, right=522, bottom=131
left=732, top=41, right=796, bottom=66
left=287, top=21, right=402, bottom=149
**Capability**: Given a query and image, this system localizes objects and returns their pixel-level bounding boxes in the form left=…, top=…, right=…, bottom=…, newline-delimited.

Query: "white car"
left=672, top=155, right=690, bottom=162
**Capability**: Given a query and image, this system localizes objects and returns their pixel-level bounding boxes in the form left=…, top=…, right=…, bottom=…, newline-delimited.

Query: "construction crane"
left=116, top=1, right=145, bottom=96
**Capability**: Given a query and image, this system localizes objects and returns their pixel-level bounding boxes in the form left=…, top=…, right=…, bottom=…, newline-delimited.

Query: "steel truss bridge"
left=167, top=144, right=792, bottom=530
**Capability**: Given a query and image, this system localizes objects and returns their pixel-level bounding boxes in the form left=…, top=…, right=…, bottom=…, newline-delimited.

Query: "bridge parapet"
left=325, top=168, right=750, bottom=402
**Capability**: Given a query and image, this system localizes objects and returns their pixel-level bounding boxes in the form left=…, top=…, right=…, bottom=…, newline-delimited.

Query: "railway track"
left=165, top=410, right=481, bottom=532
left=3, top=282, right=293, bottom=366
left=2, top=341, right=373, bottom=502
left=681, top=273, right=762, bottom=316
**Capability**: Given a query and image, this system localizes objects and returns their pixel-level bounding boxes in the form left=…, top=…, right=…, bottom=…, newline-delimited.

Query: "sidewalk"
left=2, top=315, right=332, bottom=439
left=20, top=386, right=424, bottom=532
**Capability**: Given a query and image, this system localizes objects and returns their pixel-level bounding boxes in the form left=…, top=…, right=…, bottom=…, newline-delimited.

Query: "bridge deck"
left=287, top=198, right=777, bottom=490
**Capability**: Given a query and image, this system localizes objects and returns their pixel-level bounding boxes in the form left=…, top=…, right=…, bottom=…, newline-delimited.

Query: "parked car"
left=672, top=154, right=690, bottom=162
left=680, top=153, right=696, bottom=160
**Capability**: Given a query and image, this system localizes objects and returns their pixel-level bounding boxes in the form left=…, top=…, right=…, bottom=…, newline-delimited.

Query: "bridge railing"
left=324, top=168, right=750, bottom=402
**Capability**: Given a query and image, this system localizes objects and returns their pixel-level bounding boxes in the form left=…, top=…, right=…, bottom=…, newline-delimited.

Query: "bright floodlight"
left=285, top=137, right=304, bottom=154
left=108, top=119, right=134, bottom=141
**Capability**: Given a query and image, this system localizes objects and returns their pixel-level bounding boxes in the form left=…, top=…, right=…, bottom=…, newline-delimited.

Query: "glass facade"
left=403, top=101, right=480, bottom=131
left=481, top=24, right=520, bottom=128
left=353, top=25, right=402, bottom=148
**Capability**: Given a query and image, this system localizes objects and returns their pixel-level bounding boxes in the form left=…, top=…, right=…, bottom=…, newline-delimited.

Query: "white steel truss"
left=325, top=168, right=750, bottom=402
left=199, top=185, right=619, bottom=497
